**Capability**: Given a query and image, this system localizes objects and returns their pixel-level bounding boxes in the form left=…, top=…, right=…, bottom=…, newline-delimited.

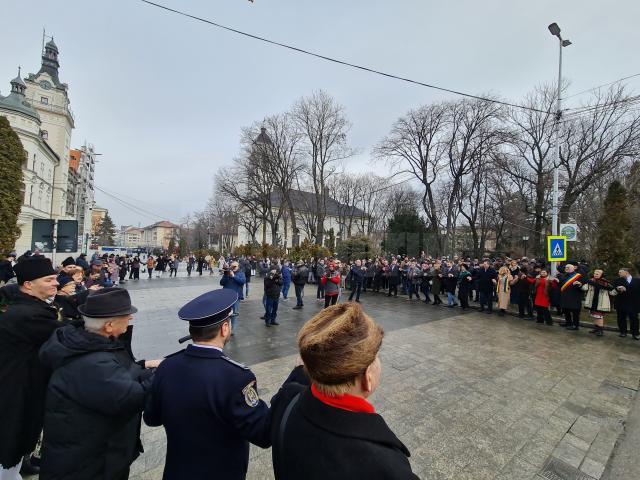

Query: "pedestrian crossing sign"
left=547, top=236, right=567, bottom=262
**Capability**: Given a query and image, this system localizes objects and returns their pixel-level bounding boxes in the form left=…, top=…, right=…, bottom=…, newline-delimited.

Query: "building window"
left=41, top=97, right=49, bottom=105
left=41, top=130, right=48, bottom=140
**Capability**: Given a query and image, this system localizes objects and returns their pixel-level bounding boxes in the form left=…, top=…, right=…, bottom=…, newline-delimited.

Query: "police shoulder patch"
left=221, top=355, right=249, bottom=370
left=242, top=380, right=260, bottom=407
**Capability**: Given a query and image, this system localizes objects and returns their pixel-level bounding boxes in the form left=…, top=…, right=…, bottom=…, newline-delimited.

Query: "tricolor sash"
left=561, top=272, right=582, bottom=292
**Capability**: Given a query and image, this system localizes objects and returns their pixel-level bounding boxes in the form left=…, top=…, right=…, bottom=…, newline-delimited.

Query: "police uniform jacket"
left=144, top=345, right=273, bottom=480
left=0, top=292, right=65, bottom=468
left=270, top=383, right=419, bottom=480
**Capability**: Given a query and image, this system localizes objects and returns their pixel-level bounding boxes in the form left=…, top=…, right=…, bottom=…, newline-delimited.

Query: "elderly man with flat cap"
left=0, top=256, right=62, bottom=478
left=38, top=287, right=162, bottom=480
left=144, top=289, right=308, bottom=480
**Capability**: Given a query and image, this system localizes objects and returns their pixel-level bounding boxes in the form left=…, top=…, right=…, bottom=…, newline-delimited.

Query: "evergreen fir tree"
left=95, top=213, right=116, bottom=246
left=595, top=180, right=633, bottom=277
left=0, top=116, right=25, bottom=253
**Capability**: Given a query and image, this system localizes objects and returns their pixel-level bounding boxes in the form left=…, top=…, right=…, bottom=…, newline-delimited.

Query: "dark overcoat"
left=143, top=345, right=274, bottom=480
left=270, top=385, right=419, bottom=480
left=613, top=277, right=640, bottom=312
left=38, top=324, right=153, bottom=480
left=0, top=292, right=64, bottom=468
left=558, top=273, right=584, bottom=310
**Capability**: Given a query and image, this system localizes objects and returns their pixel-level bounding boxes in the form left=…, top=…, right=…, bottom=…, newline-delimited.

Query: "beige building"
left=0, top=71, right=60, bottom=254
left=141, top=221, right=180, bottom=250
left=123, top=227, right=144, bottom=248
left=91, top=206, right=108, bottom=237
left=24, top=38, right=75, bottom=219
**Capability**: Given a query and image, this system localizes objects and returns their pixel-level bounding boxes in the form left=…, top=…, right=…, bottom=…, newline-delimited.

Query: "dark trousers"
left=265, top=297, right=279, bottom=324
left=459, top=287, right=470, bottom=308
left=317, top=282, right=324, bottom=299
left=421, top=285, right=431, bottom=303
left=564, top=309, right=580, bottom=328
left=147, top=268, right=153, bottom=279
left=536, top=306, right=552, bottom=324
left=349, top=282, right=362, bottom=301
left=324, top=294, right=338, bottom=308
left=432, top=293, right=442, bottom=305
left=364, top=277, right=372, bottom=291
left=294, top=284, right=304, bottom=306
left=388, top=283, right=398, bottom=297
left=518, top=295, right=533, bottom=317
left=408, top=283, right=420, bottom=300
left=617, top=309, right=639, bottom=336
left=479, top=291, right=493, bottom=312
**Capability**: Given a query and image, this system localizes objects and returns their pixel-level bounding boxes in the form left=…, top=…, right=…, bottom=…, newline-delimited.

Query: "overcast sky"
left=2, top=0, right=639, bottom=227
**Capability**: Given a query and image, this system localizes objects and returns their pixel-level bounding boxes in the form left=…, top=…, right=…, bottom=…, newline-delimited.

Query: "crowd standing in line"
left=1, top=247, right=638, bottom=479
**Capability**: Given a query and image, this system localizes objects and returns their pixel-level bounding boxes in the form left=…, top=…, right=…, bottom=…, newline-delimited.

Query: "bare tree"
left=442, top=98, right=503, bottom=252
left=292, top=90, right=352, bottom=246
left=499, top=85, right=557, bottom=255
left=559, top=85, right=640, bottom=223
left=375, top=104, right=447, bottom=251
left=245, top=114, right=304, bottom=246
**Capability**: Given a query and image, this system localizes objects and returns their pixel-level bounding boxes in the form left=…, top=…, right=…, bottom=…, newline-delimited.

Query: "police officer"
left=144, top=289, right=297, bottom=479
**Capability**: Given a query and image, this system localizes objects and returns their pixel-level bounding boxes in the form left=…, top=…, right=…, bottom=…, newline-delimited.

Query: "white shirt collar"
left=192, top=344, right=223, bottom=352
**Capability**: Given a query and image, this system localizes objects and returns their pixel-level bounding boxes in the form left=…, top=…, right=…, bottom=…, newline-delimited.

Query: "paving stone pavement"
left=117, top=277, right=640, bottom=479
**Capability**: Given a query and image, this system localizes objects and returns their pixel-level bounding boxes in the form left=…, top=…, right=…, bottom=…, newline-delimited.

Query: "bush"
left=336, top=235, right=378, bottom=262
left=289, top=239, right=331, bottom=263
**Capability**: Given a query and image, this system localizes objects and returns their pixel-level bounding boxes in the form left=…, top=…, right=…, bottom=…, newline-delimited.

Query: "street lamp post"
left=522, top=235, right=530, bottom=257
left=548, top=22, right=571, bottom=276
left=440, top=228, right=447, bottom=258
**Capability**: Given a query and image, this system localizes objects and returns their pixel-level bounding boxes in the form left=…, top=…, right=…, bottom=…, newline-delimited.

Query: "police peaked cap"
left=178, top=289, right=238, bottom=328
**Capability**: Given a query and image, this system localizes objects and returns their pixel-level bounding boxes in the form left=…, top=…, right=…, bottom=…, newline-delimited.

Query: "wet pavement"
left=117, top=276, right=640, bottom=480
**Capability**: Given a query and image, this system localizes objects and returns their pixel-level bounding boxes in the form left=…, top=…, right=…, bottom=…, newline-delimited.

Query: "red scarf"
left=311, top=384, right=375, bottom=414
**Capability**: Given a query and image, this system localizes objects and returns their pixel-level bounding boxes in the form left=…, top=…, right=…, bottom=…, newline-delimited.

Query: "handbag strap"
left=276, top=392, right=301, bottom=477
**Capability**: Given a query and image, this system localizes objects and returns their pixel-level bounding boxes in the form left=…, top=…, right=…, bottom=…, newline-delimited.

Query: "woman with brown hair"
left=270, top=303, right=418, bottom=480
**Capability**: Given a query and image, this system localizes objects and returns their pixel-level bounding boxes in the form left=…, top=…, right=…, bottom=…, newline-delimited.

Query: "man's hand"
left=145, top=359, right=164, bottom=369
left=492, top=279, right=497, bottom=284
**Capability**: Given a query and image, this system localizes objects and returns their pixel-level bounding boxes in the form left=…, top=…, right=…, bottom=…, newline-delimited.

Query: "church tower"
left=24, top=37, right=75, bottom=219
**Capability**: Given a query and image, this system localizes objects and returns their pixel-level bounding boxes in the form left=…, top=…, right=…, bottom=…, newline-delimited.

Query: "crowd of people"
left=1, top=247, right=639, bottom=479
left=0, top=251, right=418, bottom=479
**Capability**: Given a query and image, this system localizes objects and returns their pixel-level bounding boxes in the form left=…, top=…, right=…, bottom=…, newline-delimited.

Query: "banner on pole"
left=559, top=224, right=578, bottom=242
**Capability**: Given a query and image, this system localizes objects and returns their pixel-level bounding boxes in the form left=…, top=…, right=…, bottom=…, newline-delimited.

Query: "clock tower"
left=24, top=37, right=75, bottom=219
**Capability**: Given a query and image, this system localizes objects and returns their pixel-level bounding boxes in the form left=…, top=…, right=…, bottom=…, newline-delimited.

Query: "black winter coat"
left=0, top=292, right=65, bottom=468
left=558, top=273, right=584, bottom=311
left=475, top=267, right=498, bottom=293
left=292, top=266, right=309, bottom=286
left=265, top=274, right=284, bottom=299
left=271, top=384, right=418, bottom=480
left=38, top=324, right=153, bottom=480
left=613, top=277, right=640, bottom=312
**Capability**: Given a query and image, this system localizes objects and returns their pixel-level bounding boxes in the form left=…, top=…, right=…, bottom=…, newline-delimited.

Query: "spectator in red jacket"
left=527, top=269, right=557, bottom=325
left=321, top=263, right=341, bottom=309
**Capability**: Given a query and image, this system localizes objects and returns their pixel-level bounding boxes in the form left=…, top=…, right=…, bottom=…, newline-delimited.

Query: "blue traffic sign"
left=547, top=236, right=567, bottom=262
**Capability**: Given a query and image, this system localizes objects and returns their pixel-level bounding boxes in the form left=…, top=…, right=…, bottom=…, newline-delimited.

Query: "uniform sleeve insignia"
left=242, top=380, right=260, bottom=407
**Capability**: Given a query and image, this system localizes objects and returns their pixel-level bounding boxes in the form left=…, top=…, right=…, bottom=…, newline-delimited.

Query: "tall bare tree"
left=292, top=90, right=352, bottom=246
left=375, top=104, right=447, bottom=250
left=558, top=85, right=640, bottom=222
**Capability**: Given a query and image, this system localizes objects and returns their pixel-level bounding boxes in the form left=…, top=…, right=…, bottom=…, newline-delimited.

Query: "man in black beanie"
left=0, top=256, right=63, bottom=477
